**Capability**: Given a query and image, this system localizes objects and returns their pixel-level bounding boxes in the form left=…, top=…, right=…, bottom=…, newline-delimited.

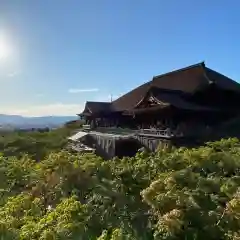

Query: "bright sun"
left=0, top=36, right=12, bottom=60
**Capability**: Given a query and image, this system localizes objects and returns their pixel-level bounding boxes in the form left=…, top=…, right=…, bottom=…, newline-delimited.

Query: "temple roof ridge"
left=152, top=61, right=205, bottom=81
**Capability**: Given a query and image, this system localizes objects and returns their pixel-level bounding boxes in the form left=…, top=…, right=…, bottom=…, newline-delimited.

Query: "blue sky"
left=0, top=0, right=239, bottom=116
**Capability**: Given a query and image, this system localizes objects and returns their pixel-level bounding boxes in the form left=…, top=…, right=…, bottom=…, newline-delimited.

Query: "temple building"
left=73, top=62, right=240, bottom=158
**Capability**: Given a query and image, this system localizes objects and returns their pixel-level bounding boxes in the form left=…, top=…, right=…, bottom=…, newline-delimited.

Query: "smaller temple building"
left=75, top=62, right=240, bottom=158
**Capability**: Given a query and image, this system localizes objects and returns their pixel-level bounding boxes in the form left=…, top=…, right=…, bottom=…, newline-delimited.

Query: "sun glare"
left=0, top=35, right=12, bottom=60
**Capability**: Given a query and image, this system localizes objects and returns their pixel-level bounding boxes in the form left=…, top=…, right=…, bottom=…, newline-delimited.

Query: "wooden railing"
left=95, top=127, right=177, bottom=138
left=72, top=124, right=211, bottom=141
left=137, top=129, right=174, bottom=138
left=82, top=124, right=91, bottom=130
left=75, top=126, right=184, bottom=138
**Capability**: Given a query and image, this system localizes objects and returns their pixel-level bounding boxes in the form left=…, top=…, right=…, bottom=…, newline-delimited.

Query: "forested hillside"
left=0, top=119, right=82, bottom=160
left=0, top=133, right=239, bottom=239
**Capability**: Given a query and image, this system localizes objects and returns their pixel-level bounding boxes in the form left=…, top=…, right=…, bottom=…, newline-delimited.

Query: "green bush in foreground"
left=0, top=138, right=239, bottom=239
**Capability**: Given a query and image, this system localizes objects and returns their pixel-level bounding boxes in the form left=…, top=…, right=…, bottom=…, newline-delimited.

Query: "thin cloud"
left=7, top=71, right=20, bottom=78
left=36, top=93, right=44, bottom=97
left=0, top=103, right=84, bottom=117
left=68, top=88, right=99, bottom=93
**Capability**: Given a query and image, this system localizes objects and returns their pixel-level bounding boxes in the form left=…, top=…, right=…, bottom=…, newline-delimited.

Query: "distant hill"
left=0, top=114, right=78, bottom=130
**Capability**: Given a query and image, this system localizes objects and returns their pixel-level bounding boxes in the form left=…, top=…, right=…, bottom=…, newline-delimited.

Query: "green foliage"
left=0, top=137, right=239, bottom=239
left=0, top=125, right=77, bottom=160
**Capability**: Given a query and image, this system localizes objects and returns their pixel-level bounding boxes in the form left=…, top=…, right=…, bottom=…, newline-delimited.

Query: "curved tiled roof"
left=80, top=101, right=111, bottom=115
left=205, top=68, right=240, bottom=93
left=125, top=86, right=218, bottom=114
left=79, top=62, right=240, bottom=115
left=111, top=62, right=208, bottom=111
left=111, top=81, right=151, bottom=111
left=151, top=62, right=208, bottom=92
left=153, top=89, right=218, bottom=111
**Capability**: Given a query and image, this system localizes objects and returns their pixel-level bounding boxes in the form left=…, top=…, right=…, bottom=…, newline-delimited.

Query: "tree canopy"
left=0, top=123, right=79, bottom=160
left=0, top=133, right=239, bottom=239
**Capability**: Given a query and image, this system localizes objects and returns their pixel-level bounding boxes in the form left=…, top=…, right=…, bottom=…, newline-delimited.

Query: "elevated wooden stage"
left=68, top=128, right=202, bottom=159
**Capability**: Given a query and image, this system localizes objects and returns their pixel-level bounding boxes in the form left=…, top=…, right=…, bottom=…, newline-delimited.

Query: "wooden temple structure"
left=75, top=62, right=240, bottom=158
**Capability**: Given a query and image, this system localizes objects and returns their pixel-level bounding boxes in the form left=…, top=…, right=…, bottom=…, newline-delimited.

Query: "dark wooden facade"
left=79, top=62, right=240, bottom=133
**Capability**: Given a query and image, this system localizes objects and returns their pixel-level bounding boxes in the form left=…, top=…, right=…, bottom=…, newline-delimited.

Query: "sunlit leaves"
left=0, top=137, right=239, bottom=239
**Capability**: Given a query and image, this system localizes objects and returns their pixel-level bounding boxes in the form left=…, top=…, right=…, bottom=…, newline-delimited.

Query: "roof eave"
left=152, top=61, right=206, bottom=81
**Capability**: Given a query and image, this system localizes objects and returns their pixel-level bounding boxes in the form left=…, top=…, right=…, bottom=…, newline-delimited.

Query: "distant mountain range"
left=0, top=114, right=78, bottom=130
